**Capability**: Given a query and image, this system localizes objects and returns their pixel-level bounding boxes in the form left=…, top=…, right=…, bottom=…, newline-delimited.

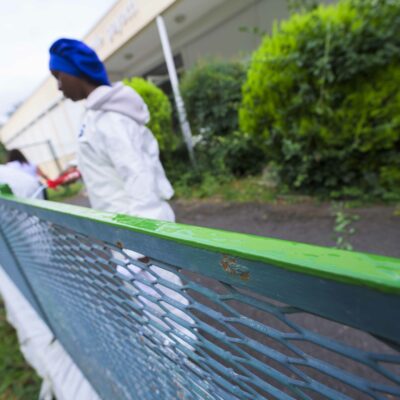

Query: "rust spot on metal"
left=220, top=255, right=250, bottom=281
left=116, top=241, right=124, bottom=249
left=221, top=255, right=236, bottom=272
left=239, top=271, right=250, bottom=281
left=138, top=256, right=150, bottom=264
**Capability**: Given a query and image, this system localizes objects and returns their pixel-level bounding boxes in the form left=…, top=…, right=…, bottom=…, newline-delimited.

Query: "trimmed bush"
left=287, top=0, right=319, bottom=13
left=240, top=0, right=400, bottom=199
left=181, top=60, right=247, bottom=137
left=199, top=132, right=265, bottom=178
left=179, top=60, right=265, bottom=179
left=123, top=77, right=174, bottom=152
left=0, top=142, right=7, bottom=164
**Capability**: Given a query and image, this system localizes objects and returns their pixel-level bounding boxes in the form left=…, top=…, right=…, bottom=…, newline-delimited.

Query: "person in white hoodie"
left=49, top=38, right=195, bottom=352
left=0, top=163, right=44, bottom=199
left=49, top=38, right=174, bottom=221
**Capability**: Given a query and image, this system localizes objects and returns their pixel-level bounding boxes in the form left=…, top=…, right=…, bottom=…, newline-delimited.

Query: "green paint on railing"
left=0, top=185, right=399, bottom=295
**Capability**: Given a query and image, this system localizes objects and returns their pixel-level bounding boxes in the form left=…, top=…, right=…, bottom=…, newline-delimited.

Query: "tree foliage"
left=123, top=77, right=174, bottom=152
left=287, top=0, right=319, bottom=14
left=0, top=142, right=7, bottom=164
left=240, top=0, right=400, bottom=198
left=181, top=61, right=247, bottom=137
left=180, top=60, right=265, bottom=178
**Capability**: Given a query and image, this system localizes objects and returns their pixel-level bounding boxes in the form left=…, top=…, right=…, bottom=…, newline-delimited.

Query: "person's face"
left=51, top=71, right=88, bottom=101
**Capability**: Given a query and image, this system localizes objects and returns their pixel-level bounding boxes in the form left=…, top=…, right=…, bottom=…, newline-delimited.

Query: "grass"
left=331, top=202, right=360, bottom=251
left=206, top=177, right=277, bottom=203
left=43, top=174, right=316, bottom=207
left=174, top=174, right=313, bottom=204
left=172, top=171, right=400, bottom=208
left=0, top=300, right=41, bottom=399
left=46, top=181, right=83, bottom=202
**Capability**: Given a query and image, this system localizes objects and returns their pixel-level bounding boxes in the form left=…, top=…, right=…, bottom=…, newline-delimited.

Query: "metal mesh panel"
left=0, top=201, right=399, bottom=400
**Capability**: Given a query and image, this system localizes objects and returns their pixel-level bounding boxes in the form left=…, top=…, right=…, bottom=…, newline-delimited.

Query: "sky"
left=0, top=0, right=116, bottom=125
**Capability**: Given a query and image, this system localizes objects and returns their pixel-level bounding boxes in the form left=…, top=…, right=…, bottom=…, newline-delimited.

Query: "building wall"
left=1, top=0, right=336, bottom=177
left=114, top=0, right=287, bottom=87
left=0, top=0, right=178, bottom=177
left=179, top=0, right=288, bottom=68
left=1, top=79, right=61, bottom=147
left=176, top=0, right=334, bottom=69
left=86, top=0, right=177, bottom=60
left=4, top=98, right=84, bottom=178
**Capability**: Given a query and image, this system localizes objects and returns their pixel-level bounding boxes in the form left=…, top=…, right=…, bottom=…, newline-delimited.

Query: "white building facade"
left=0, top=0, right=333, bottom=177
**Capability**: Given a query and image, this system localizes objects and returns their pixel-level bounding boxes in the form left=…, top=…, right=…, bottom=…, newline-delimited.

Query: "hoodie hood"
left=86, top=82, right=150, bottom=124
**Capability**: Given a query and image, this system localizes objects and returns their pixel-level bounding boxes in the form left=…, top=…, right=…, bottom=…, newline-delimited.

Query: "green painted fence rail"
left=0, top=185, right=399, bottom=399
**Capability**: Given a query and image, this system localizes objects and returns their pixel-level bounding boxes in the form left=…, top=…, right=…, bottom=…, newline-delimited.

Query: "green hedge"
left=240, top=0, right=400, bottom=199
left=181, top=61, right=246, bottom=137
left=0, top=142, right=7, bottom=164
left=179, top=60, right=264, bottom=178
left=123, top=77, right=174, bottom=152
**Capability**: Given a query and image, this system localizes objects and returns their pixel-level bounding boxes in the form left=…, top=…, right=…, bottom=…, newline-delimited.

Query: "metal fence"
left=0, top=185, right=399, bottom=400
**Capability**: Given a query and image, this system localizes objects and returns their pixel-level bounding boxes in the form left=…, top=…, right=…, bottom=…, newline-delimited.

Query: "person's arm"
left=36, top=166, right=50, bottom=181
left=98, top=114, right=160, bottom=206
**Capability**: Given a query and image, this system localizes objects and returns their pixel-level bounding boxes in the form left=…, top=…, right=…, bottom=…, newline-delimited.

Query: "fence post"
left=46, top=139, right=63, bottom=174
left=156, top=15, right=196, bottom=168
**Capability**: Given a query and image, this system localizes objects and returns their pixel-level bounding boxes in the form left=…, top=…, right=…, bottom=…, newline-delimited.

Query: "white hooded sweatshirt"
left=78, top=83, right=195, bottom=350
left=0, top=165, right=43, bottom=199
left=78, top=82, right=175, bottom=221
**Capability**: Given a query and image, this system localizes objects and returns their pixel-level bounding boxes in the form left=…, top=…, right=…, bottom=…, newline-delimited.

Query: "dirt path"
left=172, top=199, right=400, bottom=258
left=67, top=194, right=399, bottom=258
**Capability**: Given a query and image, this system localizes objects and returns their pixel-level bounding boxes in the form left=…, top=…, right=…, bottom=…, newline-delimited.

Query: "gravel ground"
left=172, top=199, right=400, bottom=258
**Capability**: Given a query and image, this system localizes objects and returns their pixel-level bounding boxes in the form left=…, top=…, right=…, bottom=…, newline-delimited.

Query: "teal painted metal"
left=0, top=222, right=46, bottom=320
left=0, top=186, right=399, bottom=399
left=0, top=187, right=399, bottom=294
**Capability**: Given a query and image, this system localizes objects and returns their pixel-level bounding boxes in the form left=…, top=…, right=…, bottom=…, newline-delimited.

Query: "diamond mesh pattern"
left=0, top=202, right=399, bottom=400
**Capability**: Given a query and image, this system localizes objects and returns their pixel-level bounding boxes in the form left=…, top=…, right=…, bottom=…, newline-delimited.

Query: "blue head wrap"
left=49, top=38, right=110, bottom=86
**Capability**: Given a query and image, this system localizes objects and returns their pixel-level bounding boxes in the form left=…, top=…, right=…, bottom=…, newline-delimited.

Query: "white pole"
left=156, top=15, right=196, bottom=167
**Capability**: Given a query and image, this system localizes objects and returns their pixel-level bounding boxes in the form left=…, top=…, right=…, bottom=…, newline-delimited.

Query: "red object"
left=46, top=168, right=81, bottom=189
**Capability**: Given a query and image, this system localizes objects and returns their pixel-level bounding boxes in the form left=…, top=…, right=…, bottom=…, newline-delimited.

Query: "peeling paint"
left=220, top=255, right=250, bottom=281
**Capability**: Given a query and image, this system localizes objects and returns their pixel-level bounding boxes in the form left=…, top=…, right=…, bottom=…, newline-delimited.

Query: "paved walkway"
left=67, top=193, right=400, bottom=258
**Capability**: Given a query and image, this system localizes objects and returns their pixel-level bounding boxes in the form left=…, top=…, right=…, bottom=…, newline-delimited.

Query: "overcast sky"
left=0, top=0, right=116, bottom=125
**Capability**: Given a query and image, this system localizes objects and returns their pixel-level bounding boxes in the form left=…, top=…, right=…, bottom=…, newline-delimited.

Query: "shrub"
left=287, top=0, right=319, bottom=13
left=0, top=142, right=7, bottom=164
left=164, top=133, right=265, bottom=199
left=123, top=77, right=175, bottom=152
left=179, top=60, right=265, bottom=179
left=200, top=132, right=265, bottom=178
left=240, top=0, right=400, bottom=199
left=181, top=60, right=247, bottom=137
